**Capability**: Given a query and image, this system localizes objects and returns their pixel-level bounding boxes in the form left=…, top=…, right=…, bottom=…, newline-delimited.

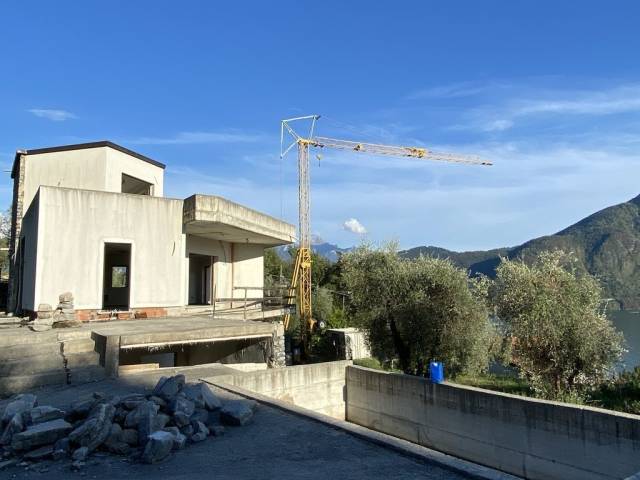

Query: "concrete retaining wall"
left=345, top=366, right=640, bottom=480
left=204, top=360, right=351, bottom=419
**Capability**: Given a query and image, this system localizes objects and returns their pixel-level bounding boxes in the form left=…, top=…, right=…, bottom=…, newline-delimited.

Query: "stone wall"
left=345, top=366, right=640, bottom=480
left=204, top=361, right=351, bottom=419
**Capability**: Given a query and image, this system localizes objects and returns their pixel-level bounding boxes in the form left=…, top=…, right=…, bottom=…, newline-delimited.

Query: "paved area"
left=0, top=375, right=470, bottom=480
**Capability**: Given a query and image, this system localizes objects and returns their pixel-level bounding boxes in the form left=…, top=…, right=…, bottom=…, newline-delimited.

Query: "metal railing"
left=205, top=285, right=294, bottom=321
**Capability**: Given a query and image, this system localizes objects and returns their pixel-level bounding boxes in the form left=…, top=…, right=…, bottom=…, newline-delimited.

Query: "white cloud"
left=28, top=109, right=77, bottom=121
left=129, top=130, right=266, bottom=145
left=343, top=218, right=367, bottom=235
left=482, top=119, right=514, bottom=132
left=407, top=81, right=494, bottom=100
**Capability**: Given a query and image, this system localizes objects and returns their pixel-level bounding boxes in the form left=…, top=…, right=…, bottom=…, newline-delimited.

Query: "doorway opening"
left=188, top=254, right=214, bottom=305
left=103, top=243, right=131, bottom=310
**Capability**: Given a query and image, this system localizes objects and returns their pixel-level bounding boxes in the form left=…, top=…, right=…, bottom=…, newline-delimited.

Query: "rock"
left=220, top=400, right=256, bottom=426
left=148, top=396, right=167, bottom=409
left=190, top=408, right=209, bottom=425
left=124, top=401, right=159, bottom=446
left=24, top=445, right=54, bottom=461
left=36, top=312, right=52, bottom=319
left=2, top=394, right=37, bottom=423
left=120, top=394, right=146, bottom=410
left=59, top=292, right=74, bottom=303
left=190, top=431, right=206, bottom=443
left=121, top=429, right=138, bottom=446
left=30, top=322, right=52, bottom=332
left=52, top=449, right=68, bottom=461
left=38, top=303, right=53, bottom=312
left=53, top=437, right=70, bottom=452
left=70, top=460, right=85, bottom=471
left=70, top=394, right=103, bottom=419
left=141, top=431, right=174, bottom=464
left=152, top=375, right=185, bottom=401
left=68, top=403, right=114, bottom=451
left=72, top=446, right=89, bottom=461
left=0, top=413, right=24, bottom=445
left=114, top=407, right=128, bottom=424
left=191, top=422, right=209, bottom=437
left=182, top=383, right=222, bottom=411
left=204, top=411, right=220, bottom=430
left=169, top=395, right=195, bottom=417
left=210, top=425, right=225, bottom=437
left=172, top=432, right=187, bottom=450
left=11, top=419, right=73, bottom=451
left=179, top=424, right=194, bottom=437
left=154, top=413, right=170, bottom=430
left=104, top=423, right=122, bottom=445
left=123, top=401, right=158, bottom=429
left=0, top=458, right=18, bottom=470
left=28, top=406, right=66, bottom=425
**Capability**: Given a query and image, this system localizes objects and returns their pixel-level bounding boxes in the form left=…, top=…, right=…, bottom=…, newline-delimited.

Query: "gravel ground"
left=0, top=375, right=470, bottom=480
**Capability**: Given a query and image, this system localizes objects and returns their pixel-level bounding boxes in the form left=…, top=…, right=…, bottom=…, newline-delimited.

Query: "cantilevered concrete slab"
left=183, top=194, right=295, bottom=245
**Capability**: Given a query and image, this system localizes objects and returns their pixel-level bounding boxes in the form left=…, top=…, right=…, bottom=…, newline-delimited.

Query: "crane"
left=280, top=115, right=492, bottom=345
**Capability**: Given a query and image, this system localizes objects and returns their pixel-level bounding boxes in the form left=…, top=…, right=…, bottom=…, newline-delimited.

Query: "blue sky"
left=2, top=1, right=640, bottom=250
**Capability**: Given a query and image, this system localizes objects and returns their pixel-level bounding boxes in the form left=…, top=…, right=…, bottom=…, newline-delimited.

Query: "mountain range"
left=402, top=193, right=640, bottom=310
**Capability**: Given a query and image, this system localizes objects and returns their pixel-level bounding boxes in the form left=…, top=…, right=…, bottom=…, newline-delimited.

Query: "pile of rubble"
left=0, top=375, right=255, bottom=470
left=29, top=292, right=81, bottom=332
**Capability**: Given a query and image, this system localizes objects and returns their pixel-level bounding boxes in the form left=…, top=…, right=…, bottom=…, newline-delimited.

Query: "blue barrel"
left=430, top=361, right=444, bottom=383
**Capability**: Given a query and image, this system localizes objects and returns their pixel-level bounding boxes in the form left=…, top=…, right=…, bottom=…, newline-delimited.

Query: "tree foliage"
left=493, top=250, right=624, bottom=400
left=342, top=244, right=491, bottom=376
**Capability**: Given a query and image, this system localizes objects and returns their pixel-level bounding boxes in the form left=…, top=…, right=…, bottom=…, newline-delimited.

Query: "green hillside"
left=401, top=194, right=640, bottom=310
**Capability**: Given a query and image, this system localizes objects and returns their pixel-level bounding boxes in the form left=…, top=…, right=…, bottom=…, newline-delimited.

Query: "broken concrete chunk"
left=190, top=408, right=209, bottom=425
left=24, top=445, right=54, bottom=461
left=0, top=413, right=24, bottom=445
left=72, top=446, right=89, bottom=462
left=2, top=394, right=37, bottom=424
left=210, top=425, right=225, bottom=437
left=182, top=383, right=222, bottom=411
left=28, top=406, right=66, bottom=425
left=172, top=432, right=187, bottom=450
left=121, top=429, right=138, bottom=446
left=141, top=431, right=174, bottom=464
left=59, top=292, right=74, bottom=303
left=152, top=375, right=185, bottom=401
left=11, top=419, right=73, bottom=451
left=68, top=403, right=114, bottom=451
left=37, top=304, right=53, bottom=312
left=220, top=400, right=256, bottom=426
left=124, top=401, right=158, bottom=429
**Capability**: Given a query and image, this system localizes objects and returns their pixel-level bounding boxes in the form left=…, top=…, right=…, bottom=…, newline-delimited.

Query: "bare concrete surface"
left=0, top=374, right=469, bottom=480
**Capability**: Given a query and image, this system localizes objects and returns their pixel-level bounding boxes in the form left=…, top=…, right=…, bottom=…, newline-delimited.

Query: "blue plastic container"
left=430, top=361, right=444, bottom=383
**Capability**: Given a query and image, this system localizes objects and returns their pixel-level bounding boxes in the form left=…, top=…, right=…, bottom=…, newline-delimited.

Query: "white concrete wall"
left=207, top=361, right=352, bottom=419
left=346, top=366, right=640, bottom=480
left=23, top=148, right=107, bottom=217
left=32, top=187, right=185, bottom=310
left=232, top=244, right=264, bottom=299
left=104, top=148, right=164, bottom=196
left=185, top=235, right=233, bottom=301
left=22, top=146, right=164, bottom=218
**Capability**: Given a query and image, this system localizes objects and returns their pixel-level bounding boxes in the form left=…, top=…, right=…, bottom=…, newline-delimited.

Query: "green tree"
left=342, top=244, right=491, bottom=376
left=312, top=286, right=333, bottom=326
left=493, top=250, right=624, bottom=400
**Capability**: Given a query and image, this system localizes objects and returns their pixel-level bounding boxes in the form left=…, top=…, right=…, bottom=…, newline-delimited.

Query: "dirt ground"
left=0, top=373, right=470, bottom=480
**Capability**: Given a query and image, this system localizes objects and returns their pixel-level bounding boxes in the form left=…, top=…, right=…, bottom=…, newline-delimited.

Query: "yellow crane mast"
left=280, top=115, right=492, bottom=345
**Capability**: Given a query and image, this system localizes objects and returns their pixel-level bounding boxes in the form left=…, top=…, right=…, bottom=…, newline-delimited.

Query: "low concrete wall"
left=345, top=366, right=640, bottom=480
left=203, top=361, right=351, bottom=419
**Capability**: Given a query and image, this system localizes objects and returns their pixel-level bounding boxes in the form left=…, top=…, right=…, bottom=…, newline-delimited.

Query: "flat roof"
left=11, top=140, right=165, bottom=178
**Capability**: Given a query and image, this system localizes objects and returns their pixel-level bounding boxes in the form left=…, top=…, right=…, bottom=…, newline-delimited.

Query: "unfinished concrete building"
left=1, top=141, right=295, bottom=393
left=8, top=141, right=294, bottom=318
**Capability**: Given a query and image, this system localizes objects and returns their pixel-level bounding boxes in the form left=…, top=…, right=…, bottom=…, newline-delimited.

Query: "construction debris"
left=0, top=376, right=254, bottom=470
left=28, top=292, right=81, bottom=332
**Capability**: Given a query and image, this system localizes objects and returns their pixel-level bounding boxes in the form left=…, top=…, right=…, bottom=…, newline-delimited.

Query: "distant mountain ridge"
left=275, top=242, right=354, bottom=263
left=402, top=193, right=640, bottom=310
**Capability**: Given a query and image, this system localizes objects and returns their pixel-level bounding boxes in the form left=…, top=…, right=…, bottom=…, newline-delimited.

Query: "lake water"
left=609, top=311, right=640, bottom=371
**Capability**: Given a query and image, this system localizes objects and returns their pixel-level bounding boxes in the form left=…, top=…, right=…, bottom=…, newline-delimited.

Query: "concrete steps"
left=0, top=330, right=107, bottom=397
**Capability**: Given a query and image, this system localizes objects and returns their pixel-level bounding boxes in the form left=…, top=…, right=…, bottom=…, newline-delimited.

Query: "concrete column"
left=268, top=322, right=286, bottom=368
left=104, top=335, right=121, bottom=378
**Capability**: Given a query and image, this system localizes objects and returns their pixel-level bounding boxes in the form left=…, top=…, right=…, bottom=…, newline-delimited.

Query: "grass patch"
left=455, top=373, right=532, bottom=396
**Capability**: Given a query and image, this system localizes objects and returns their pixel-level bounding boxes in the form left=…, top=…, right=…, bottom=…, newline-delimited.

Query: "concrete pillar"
left=268, top=321, right=286, bottom=368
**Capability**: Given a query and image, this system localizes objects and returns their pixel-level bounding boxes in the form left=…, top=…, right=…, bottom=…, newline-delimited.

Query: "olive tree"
left=493, top=251, right=624, bottom=400
left=342, top=244, right=491, bottom=376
